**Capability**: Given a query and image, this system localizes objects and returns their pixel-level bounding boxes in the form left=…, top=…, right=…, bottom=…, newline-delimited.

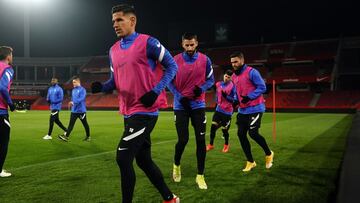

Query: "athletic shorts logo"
left=118, top=147, right=128, bottom=151
left=3, top=119, right=11, bottom=128
left=51, top=111, right=58, bottom=116
left=123, top=127, right=146, bottom=141
left=129, top=128, right=134, bottom=133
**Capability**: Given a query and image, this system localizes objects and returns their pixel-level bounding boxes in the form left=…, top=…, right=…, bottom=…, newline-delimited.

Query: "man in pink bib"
left=167, top=33, right=214, bottom=189
left=230, top=51, right=274, bottom=172
left=206, top=70, right=238, bottom=153
left=91, top=4, right=179, bottom=203
left=0, top=46, right=15, bottom=178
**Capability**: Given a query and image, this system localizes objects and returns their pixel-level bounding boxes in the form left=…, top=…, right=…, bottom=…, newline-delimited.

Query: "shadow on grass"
left=229, top=115, right=353, bottom=203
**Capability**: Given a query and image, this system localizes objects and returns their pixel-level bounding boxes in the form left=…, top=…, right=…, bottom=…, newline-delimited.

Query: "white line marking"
left=11, top=139, right=177, bottom=171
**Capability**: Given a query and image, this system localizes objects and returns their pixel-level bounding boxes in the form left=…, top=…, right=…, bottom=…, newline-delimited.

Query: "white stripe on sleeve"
left=158, top=45, right=165, bottom=62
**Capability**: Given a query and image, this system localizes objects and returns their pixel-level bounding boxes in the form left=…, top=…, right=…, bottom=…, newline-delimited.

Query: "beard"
left=186, top=50, right=195, bottom=56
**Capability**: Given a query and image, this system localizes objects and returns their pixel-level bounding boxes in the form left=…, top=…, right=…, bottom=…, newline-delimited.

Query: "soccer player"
left=230, top=51, right=274, bottom=172
left=58, top=77, right=90, bottom=142
left=90, top=4, right=179, bottom=203
left=167, top=33, right=214, bottom=189
left=43, top=78, right=67, bottom=140
left=206, top=70, right=237, bottom=153
left=0, top=46, right=15, bottom=178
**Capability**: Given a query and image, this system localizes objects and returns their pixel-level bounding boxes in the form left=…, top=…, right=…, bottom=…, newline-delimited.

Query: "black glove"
left=139, top=90, right=158, bottom=107
left=47, top=100, right=51, bottom=104
left=221, top=91, right=228, bottom=98
left=241, top=95, right=251, bottom=104
left=180, top=97, right=191, bottom=111
left=193, top=86, right=202, bottom=97
left=9, top=103, right=16, bottom=112
left=91, top=81, right=103, bottom=93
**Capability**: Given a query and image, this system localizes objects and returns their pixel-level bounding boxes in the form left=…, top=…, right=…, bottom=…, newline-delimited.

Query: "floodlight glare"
left=4, top=0, right=49, bottom=6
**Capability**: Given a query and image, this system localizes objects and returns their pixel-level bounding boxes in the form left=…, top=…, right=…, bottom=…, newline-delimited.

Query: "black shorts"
left=117, top=115, right=158, bottom=153
left=0, top=115, right=10, bottom=135
left=212, top=111, right=232, bottom=129
left=236, top=113, right=263, bottom=130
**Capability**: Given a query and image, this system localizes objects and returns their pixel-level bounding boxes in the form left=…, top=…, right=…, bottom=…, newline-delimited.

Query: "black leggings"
left=0, top=115, right=10, bottom=172
left=174, top=108, right=206, bottom=174
left=237, top=113, right=271, bottom=162
left=116, top=115, right=173, bottom=203
left=65, top=113, right=90, bottom=137
left=48, top=110, right=67, bottom=135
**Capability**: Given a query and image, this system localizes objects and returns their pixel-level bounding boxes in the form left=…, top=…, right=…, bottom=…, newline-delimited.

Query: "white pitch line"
left=11, top=139, right=177, bottom=171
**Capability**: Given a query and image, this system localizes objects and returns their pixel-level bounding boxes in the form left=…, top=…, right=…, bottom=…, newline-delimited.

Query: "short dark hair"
left=182, top=33, right=198, bottom=41
left=73, top=76, right=80, bottom=82
left=0, top=46, right=13, bottom=60
left=230, top=51, right=244, bottom=59
left=225, top=69, right=233, bottom=76
left=112, top=4, right=136, bottom=16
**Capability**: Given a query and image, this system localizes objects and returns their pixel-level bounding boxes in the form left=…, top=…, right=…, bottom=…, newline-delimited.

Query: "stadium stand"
left=25, top=37, right=360, bottom=111
left=316, top=90, right=360, bottom=109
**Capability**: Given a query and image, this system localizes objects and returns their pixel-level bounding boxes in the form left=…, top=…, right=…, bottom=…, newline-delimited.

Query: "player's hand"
left=139, top=90, right=158, bottom=107
left=69, top=101, right=74, bottom=106
left=9, top=103, right=16, bottom=112
left=221, top=91, right=228, bottom=98
left=180, top=97, right=191, bottom=111
left=47, top=100, right=51, bottom=105
left=91, top=81, right=103, bottom=93
left=193, top=86, right=202, bottom=97
left=240, top=95, right=251, bottom=104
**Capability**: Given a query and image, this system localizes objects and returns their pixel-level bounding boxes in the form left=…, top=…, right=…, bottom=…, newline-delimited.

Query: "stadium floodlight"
left=3, top=0, right=49, bottom=5
left=2, top=0, right=51, bottom=57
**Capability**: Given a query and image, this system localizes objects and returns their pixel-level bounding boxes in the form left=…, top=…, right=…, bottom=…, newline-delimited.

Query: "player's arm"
left=46, top=88, right=50, bottom=103
left=231, top=85, right=239, bottom=103
left=91, top=52, right=116, bottom=93
left=0, top=69, right=14, bottom=106
left=138, top=37, right=178, bottom=107
left=167, top=79, right=182, bottom=98
left=200, top=57, right=215, bottom=92
left=224, top=88, right=236, bottom=103
left=247, top=69, right=266, bottom=99
left=147, top=37, right=178, bottom=95
left=101, top=54, right=116, bottom=92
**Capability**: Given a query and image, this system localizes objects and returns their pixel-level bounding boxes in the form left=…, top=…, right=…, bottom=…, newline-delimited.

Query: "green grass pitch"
left=0, top=111, right=353, bottom=203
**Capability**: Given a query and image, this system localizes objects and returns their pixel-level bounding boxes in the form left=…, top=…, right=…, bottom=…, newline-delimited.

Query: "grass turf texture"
left=0, top=111, right=353, bottom=203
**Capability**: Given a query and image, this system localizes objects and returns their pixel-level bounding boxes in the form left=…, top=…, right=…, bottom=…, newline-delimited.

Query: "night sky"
left=0, top=0, right=358, bottom=57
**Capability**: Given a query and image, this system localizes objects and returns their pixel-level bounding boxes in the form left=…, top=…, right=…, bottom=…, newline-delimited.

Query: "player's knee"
left=237, top=129, right=247, bottom=138
left=116, top=151, right=131, bottom=168
left=196, top=134, right=205, bottom=143
left=248, top=128, right=260, bottom=139
left=136, top=158, right=152, bottom=170
left=178, top=135, right=189, bottom=145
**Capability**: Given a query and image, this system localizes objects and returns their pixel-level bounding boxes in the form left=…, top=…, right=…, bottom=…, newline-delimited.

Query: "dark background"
left=0, top=0, right=358, bottom=57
